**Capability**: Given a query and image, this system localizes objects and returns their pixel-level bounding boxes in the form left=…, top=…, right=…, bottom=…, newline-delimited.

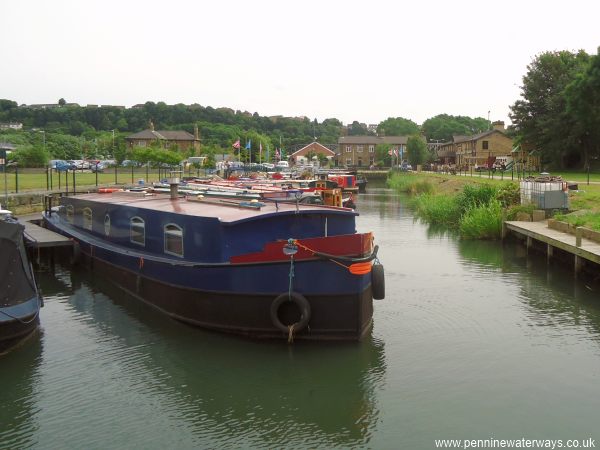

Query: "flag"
left=232, top=139, right=240, bottom=149
left=393, top=148, right=399, bottom=157
left=259, top=141, right=262, bottom=155
left=388, top=148, right=393, bottom=156
left=275, top=148, right=280, bottom=160
left=245, top=139, right=251, bottom=150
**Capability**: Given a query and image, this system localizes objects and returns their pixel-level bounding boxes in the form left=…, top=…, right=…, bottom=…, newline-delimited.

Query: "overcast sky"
left=2, top=0, right=598, bottom=126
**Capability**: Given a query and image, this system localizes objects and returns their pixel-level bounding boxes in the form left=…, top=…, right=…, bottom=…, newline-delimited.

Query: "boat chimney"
left=167, top=170, right=181, bottom=200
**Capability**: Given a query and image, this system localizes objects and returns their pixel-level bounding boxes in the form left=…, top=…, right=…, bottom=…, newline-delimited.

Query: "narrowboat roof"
left=68, top=192, right=357, bottom=224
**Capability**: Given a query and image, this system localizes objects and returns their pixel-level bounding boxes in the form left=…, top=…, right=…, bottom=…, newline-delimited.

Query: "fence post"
left=46, top=168, right=49, bottom=190
left=15, top=165, right=18, bottom=193
left=65, top=169, right=69, bottom=195
left=72, top=169, right=76, bottom=195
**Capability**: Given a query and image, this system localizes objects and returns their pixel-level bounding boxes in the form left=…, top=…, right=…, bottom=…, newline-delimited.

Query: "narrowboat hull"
left=1, top=215, right=41, bottom=354
left=78, top=253, right=373, bottom=340
left=43, top=192, right=380, bottom=341
left=0, top=297, right=40, bottom=354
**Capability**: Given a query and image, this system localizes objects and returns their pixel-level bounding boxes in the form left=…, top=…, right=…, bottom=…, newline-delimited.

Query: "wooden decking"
left=18, top=213, right=72, bottom=249
left=504, top=220, right=600, bottom=269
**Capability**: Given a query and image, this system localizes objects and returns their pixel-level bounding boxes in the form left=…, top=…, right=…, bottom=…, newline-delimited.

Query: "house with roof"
left=337, top=135, right=408, bottom=167
left=125, top=122, right=200, bottom=152
left=436, top=121, right=513, bottom=168
left=290, top=142, right=336, bottom=165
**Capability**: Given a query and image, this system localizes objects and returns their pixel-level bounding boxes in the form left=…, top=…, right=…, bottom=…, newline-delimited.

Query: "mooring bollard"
left=576, top=227, right=583, bottom=247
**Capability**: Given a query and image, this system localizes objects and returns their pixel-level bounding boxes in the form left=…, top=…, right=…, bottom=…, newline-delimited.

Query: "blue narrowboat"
left=43, top=188, right=384, bottom=340
left=1, top=211, right=42, bottom=354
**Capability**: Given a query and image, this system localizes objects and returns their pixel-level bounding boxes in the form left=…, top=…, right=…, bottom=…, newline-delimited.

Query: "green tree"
left=377, top=117, right=419, bottom=136
left=11, top=144, right=50, bottom=167
left=406, top=135, right=429, bottom=167
left=565, top=48, right=600, bottom=170
left=375, top=143, right=393, bottom=167
left=509, top=50, right=590, bottom=168
left=421, top=114, right=489, bottom=142
left=58, top=98, right=66, bottom=106
left=348, top=121, right=370, bottom=136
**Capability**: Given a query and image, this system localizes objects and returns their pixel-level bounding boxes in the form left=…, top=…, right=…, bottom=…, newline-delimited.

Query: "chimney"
left=149, top=120, right=154, bottom=131
left=492, top=120, right=505, bottom=132
left=194, top=124, right=199, bottom=140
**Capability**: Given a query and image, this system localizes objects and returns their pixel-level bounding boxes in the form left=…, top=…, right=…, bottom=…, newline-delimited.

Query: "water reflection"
left=16, top=263, right=387, bottom=448
left=0, top=334, right=42, bottom=449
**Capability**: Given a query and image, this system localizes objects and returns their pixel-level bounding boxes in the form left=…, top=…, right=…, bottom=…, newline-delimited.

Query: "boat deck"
left=69, top=191, right=356, bottom=222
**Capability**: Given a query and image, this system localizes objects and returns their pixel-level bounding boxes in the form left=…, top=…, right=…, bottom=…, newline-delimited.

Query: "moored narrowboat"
left=0, top=209, right=42, bottom=354
left=43, top=187, right=384, bottom=341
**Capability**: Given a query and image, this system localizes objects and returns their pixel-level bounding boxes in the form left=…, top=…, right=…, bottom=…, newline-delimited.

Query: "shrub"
left=455, top=184, right=498, bottom=215
left=459, top=200, right=503, bottom=240
left=412, top=194, right=461, bottom=226
left=496, top=182, right=521, bottom=207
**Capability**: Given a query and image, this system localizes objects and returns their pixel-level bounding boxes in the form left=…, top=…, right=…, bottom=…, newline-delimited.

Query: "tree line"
left=3, top=45, right=597, bottom=169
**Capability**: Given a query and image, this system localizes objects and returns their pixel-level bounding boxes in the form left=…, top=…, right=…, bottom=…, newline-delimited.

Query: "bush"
left=496, top=182, right=520, bottom=207
left=459, top=200, right=503, bottom=240
left=412, top=194, right=461, bottom=226
left=455, top=184, right=498, bottom=214
left=11, top=145, right=50, bottom=167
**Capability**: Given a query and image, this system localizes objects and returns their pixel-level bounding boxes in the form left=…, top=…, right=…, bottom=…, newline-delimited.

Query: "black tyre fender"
left=371, top=263, right=385, bottom=300
left=270, top=292, right=311, bottom=333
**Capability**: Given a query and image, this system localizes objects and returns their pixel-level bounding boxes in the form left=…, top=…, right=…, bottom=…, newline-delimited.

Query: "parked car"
left=400, top=163, right=413, bottom=171
left=90, top=161, right=107, bottom=173
left=49, top=160, right=72, bottom=171
left=121, top=160, right=141, bottom=167
left=276, top=161, right=289, bottom=168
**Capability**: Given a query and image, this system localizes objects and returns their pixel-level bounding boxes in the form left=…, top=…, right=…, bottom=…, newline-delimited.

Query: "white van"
left=276, top=161, right=289, bottom=168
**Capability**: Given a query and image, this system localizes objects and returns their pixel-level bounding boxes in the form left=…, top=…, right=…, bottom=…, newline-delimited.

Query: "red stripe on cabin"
left=230, top=232, right=373, bottom=264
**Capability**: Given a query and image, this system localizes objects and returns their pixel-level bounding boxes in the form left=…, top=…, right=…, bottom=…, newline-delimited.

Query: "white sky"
left=2, top=0, right=598, bottom=126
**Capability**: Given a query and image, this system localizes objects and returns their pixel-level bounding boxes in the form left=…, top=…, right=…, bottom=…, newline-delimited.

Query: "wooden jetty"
left=17, top=213, right=72, bottom=249
left=504, top=220, right=600, bottom=274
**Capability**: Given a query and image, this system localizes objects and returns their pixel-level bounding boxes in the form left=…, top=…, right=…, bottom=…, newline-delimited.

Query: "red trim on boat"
left=229, top=232, right=373, bottom=264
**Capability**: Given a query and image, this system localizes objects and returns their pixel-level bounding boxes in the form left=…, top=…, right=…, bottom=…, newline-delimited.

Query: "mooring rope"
left=0, top=299, right=41, bottom=324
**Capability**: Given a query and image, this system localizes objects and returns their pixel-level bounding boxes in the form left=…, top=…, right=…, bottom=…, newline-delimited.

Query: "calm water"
left=2, top=188, right=600, bottom=449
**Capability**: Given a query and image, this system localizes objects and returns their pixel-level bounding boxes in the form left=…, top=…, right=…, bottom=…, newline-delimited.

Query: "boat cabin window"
left=130, top=217, right=145, bottom=246
left=66, top=205, right=74, bottom=224
left=164, top=224, right=183, bottom=257
left=104, top=214, right=111, bottom=236
left=83, top=207, right=92, bottom=230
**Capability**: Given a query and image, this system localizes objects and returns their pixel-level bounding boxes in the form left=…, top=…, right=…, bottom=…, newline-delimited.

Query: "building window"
left=357, top=145, right=363, bottom=153
left=66, top=205, right=74, bottom=224
left=164, top=224, right=184, bottom=257
left=346, top=146, right=352, bottom=153
left=482, top=140, right=489, bottom=150
left=83, top=208, right=92, bottom=231
left=369, top=145, right=374, bottom=153
left=130, top=217, right=145, bottom=246
left=104, top=214, right=111, bottom=237
left=138, top=141, right=146, bottom=147
left=346, top=158, right=352, bottom=165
